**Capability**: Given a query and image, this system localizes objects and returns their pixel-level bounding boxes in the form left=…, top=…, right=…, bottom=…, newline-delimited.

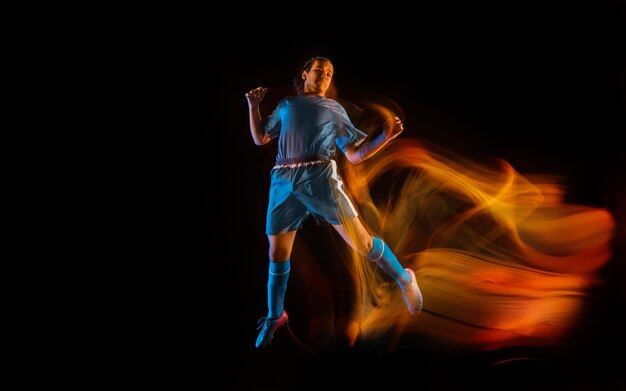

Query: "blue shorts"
left=266, top=159, right=359, bottom=235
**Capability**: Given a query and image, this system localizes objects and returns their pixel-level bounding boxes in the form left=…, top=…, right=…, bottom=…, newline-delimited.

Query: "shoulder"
left=323, top=97, right=343, bottom=108
left=321, top=98, right=349, bottom=116
left=276, top=95, right=299, bottom=108
left=267, top=97, right=290, bottom=116
left=277, top=96, right=289, bottom=106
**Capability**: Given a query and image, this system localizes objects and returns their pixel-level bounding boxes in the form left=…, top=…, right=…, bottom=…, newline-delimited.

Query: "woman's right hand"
left=245, top=86, right=268, bottom=107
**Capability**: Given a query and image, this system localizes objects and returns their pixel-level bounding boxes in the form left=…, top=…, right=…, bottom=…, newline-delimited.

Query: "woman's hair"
left=293, top=57, right=333, bottom=95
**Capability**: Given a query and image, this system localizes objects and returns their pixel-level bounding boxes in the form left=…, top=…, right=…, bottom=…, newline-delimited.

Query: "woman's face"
left=302, top=60, right=334, bottom=95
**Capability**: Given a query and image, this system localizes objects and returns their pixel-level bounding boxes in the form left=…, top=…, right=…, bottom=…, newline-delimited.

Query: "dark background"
left=203, top=2, right=625, bottom=389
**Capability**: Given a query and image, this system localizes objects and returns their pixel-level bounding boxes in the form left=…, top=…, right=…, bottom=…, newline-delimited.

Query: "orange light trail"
left=336, top=137, right=615, bottom=350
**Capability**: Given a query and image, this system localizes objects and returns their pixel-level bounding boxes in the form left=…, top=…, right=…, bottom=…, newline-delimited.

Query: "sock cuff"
left=369, top=237, right=385, bottom=262
left=269, top=260, right=291, bottom=275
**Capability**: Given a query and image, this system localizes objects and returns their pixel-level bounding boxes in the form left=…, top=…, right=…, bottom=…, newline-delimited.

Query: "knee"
left=363, top=235, right=374, bottom=255
left=353, top=235, right=374, bottom=257
left=268, top=247, right=290, bottom=262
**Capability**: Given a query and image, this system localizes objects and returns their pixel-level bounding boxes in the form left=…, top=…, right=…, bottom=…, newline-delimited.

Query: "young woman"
left=246, top=57, right=423, bottom=349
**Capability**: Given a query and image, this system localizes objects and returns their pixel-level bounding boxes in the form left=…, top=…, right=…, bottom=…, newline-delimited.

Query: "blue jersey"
left=262, top=95, right=367, bottom=234
left=263, top=95, right=367, bottom=161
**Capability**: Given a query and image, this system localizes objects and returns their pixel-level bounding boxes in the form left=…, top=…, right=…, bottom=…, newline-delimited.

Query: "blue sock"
left=369, top=237, right=410, bottom=287
left=267, top=260, right=290, bottom=319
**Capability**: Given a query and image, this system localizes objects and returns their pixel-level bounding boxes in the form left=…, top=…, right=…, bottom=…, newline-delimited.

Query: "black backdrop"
left=203, top=2, right=625, bottom=389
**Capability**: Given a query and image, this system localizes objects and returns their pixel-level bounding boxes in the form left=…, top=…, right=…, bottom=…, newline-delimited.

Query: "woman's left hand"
left=383, top=116, right=404, bottom=140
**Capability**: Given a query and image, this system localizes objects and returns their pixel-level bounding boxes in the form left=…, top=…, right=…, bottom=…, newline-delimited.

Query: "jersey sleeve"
left=334, top=103, right=368, bottom=152
left=262, top=99, right=284, bottom=139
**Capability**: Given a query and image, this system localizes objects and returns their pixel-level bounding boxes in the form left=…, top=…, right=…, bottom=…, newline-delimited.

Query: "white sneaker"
left=402, top=268, right=423, bottom=315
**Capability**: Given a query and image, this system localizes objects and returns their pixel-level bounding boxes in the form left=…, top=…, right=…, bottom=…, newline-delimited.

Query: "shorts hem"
left=320, top=212, right=359, bottom=226
left=266, top=226, right=303, bottom=236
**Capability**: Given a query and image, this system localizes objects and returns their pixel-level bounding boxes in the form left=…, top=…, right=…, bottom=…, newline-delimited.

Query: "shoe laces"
left=403, top=280, right=417, bottom=293
left=257, top=315, right=282, bottom=330
left=257, top=317, right=270, bottom=331
left=256, top=317, right=278, bottom=345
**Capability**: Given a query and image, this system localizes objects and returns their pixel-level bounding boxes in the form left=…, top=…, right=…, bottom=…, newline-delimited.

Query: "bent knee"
left=352, top=235, right=374, bottom=256
left=363, top=235, right=374, bottom=254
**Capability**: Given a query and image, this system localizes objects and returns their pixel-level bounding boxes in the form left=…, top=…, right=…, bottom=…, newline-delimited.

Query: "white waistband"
left=273, top=159, right=328, bottom=169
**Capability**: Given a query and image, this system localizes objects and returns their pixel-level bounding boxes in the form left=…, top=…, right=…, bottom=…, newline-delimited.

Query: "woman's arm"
left=343, top=116, right=404, bottom=164
left=246, top=86, right=272, bottom=146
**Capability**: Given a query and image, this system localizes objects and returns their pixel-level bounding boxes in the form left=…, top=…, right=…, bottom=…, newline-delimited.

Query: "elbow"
left=251, top=128, right=270, bottom=146
left=253, top=136, right=270, bottom=146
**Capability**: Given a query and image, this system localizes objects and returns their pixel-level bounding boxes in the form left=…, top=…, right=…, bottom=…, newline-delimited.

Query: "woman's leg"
left=332, top=216, right=423, bottom=315
left=265, top=230, right=297, bottom=318
left=256, top=230, right=297, bottom=349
